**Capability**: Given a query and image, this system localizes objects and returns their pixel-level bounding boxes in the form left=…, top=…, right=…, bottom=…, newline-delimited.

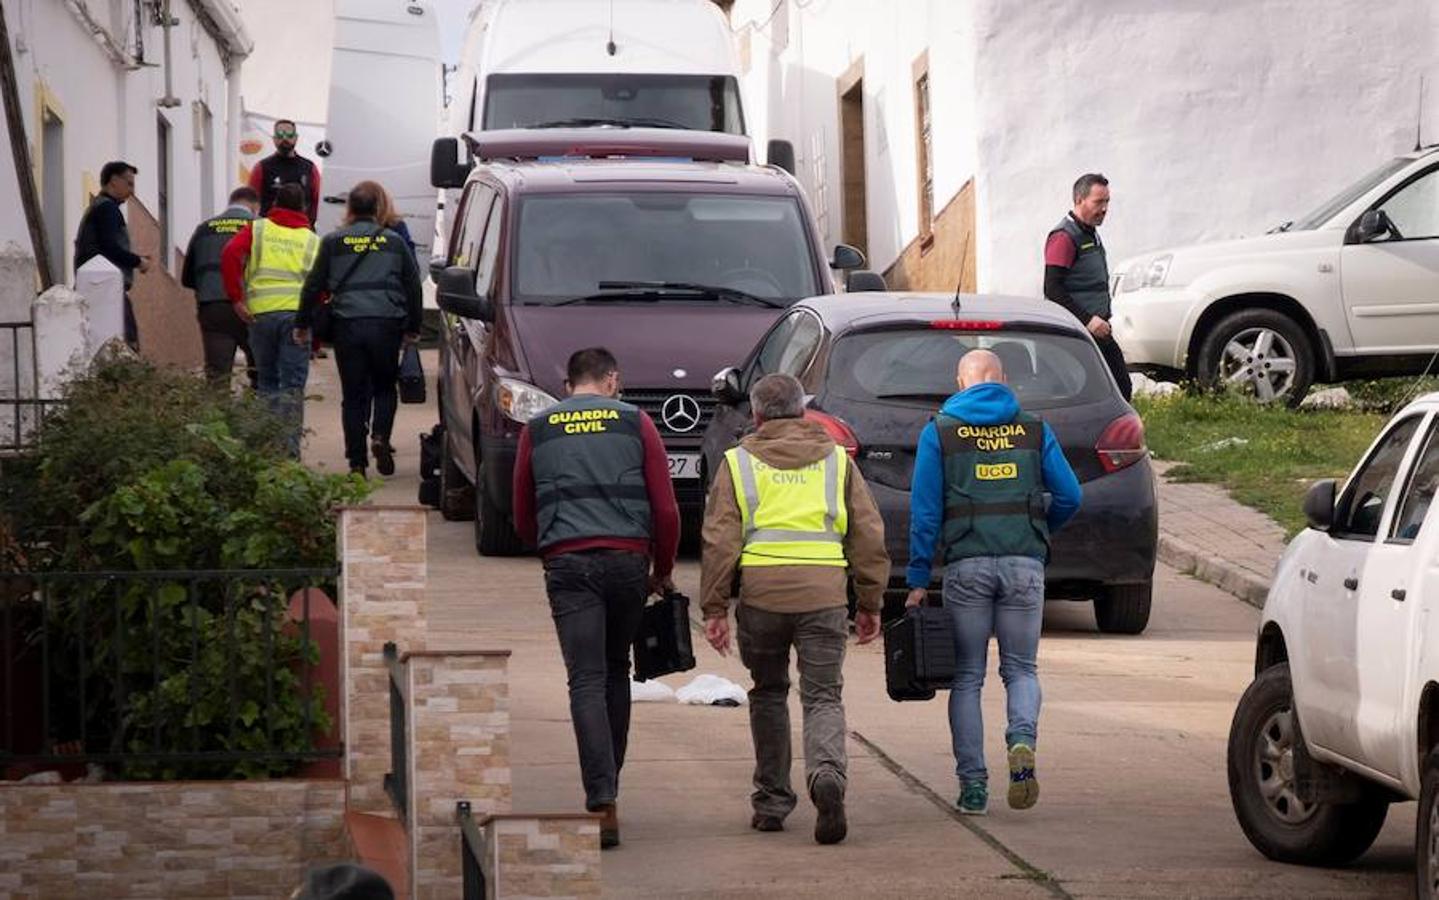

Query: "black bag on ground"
left=883, top=604, right=957, bottom=702
left=399, top=344, right=426, bottom=404
left=417, top=424, right=443, bottom=507
left=633, top=589, right=697, bottom=682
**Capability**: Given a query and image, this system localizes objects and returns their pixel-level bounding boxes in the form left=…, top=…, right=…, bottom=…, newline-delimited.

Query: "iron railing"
left=0, top=567, right=341, bottom=778
left=383, top=641, right=408, bottom=822
left=0, top=320, right=54, bottom=455
left=457, top=801, right=488, bottom=899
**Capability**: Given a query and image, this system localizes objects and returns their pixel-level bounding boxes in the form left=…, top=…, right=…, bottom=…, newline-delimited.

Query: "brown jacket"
left=700, top=417, right=890, bottom=618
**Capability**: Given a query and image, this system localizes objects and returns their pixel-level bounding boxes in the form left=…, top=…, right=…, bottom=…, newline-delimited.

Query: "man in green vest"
left=182, top=186, right=259, bottom=387
left=700, top=373, right=889, bottom=845
left=511, top=347, right=680, bottom=850
left=221, top=182, right=319, bottom=457
left=1044, top=173, right=1131, bottom=400
left=906, top=349, right=1081, bottom=817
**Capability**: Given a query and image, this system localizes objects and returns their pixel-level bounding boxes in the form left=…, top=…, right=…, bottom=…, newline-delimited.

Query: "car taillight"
left=1096, top=412, right=1147, bottom=473
left=804, top=409, right=860, bottom=458
left=930, top=319, right=1005, bottom=330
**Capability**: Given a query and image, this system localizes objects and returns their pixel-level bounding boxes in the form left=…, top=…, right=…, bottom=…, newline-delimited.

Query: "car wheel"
left=1196, top=308, right=1314, bottom=406
left=1227, top=664, right=1387, bottom=865
left=474, top=460, right=523, bottom=557
left=1418, top=748, right=1439, bottom=899
left=438, top=427, right=474, bottom=522
left=1094, top=582, right=1152, bottom=635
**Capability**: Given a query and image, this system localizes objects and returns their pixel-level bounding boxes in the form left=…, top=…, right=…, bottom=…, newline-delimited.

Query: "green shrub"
left=1, top=358, right=370, bottom=779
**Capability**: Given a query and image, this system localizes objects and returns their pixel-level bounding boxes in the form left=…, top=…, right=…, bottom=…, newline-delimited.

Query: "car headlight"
left=1117, top=254, right=1172, bottom=292
left=497, top=378, right=558, bottom=423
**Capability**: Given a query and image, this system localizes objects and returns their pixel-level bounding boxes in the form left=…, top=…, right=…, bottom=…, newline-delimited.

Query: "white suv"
left=1227, top=393, right=1439, bottom=892
left=1112, top=147, right=1439, bottom=404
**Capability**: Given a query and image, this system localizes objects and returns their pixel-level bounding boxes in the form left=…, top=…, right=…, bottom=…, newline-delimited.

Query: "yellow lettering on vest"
left=976, top=437, right=1015, bottom=451
left=548, top=409, right=621, bottom=426
left=955, top=424, right=1028, bottom=441
left=976, top=463, right=1018, bottom=480
left=770, top=471, right=811, bottom=485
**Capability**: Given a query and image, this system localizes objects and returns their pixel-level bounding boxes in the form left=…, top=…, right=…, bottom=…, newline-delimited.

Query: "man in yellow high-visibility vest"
left=222, top=183, right=319, bottom=456
left=700, top=373, right=889, bottom=846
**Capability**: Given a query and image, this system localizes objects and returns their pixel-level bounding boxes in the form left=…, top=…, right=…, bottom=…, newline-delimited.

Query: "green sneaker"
left=1008, top=743, right=1039, bottom=810
left=957, top=780, right=988, bottom=816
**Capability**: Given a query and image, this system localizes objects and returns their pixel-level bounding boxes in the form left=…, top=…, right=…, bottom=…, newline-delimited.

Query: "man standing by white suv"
left=1044, top=173, right=1131, bottom=400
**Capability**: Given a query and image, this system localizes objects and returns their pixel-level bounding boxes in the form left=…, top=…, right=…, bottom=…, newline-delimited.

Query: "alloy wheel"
left=1221, top=327, right=1297, bottom=402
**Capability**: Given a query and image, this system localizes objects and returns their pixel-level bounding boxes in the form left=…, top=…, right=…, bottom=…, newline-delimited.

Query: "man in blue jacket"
left=906, top=348, right=1081, bottom=817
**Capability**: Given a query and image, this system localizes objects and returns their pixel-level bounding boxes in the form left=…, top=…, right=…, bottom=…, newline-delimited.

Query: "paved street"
left=304, top=356, right=1414, bottom=898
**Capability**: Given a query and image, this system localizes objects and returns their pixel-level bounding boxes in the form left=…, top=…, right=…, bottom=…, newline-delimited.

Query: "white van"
left=449, top=0, right=754, bottom=140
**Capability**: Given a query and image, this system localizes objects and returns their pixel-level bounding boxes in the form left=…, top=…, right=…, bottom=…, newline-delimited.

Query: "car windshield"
left=827, top=328, right=1114, bottom=410
left=1290, top=157, right=1412, bottom=230
left=484, top=73, right=745, bottom=134
left=513, top=193, right=820, bottom=305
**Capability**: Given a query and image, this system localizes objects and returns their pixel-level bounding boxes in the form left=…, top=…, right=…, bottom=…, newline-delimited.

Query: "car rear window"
left=826, top=328, right=1114, bottom=410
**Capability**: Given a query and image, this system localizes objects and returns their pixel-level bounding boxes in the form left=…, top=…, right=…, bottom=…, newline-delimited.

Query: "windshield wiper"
left=530, top=116, right=691, bottom=130
left=595, top=281, right=784, bottom=308
left=1267, top=220, right=1294, bottom=234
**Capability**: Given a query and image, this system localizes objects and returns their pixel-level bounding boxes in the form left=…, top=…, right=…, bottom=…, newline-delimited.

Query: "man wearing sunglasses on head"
left=249, top=119, right=321, bottom=226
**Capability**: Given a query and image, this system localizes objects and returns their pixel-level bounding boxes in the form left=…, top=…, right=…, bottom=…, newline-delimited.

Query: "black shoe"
left=349, top=465, right=367, bottom=477
left=596, top=803, right=620, bottom=849
left=372, top=441, right=395, bottom=476
left=811, top=773, right=847, bottom=845
left=750, top=813, right=784, bottom=832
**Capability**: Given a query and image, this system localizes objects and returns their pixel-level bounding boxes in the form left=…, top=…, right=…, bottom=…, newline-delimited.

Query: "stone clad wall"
left=0, top=779, right=346, bottom=899
left=480, top=816, right=602, bottom=900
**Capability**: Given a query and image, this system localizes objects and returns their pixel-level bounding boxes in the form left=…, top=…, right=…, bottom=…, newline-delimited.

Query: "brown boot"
left=596, top=803, right=620, bottom=849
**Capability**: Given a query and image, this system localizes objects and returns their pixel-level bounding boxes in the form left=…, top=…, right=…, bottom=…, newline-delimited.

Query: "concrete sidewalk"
left=1151, top=461, right=1289, bottom=608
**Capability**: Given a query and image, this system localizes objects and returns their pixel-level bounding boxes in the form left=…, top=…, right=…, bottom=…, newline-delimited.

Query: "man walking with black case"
left=701, top=373, right=889, bottom=845
left=512, top=347, right=680, bottom=850
left=906, top=350, right=1081, bottom=817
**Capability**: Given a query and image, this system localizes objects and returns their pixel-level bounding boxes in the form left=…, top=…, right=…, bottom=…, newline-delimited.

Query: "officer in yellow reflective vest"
left=700, top=373, right=890, bottom=846
left=221, top=182, right=319, bottom=456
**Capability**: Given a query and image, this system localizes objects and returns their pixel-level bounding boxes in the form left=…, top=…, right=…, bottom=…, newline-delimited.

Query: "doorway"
left=838, top=64, right=867, bottom=256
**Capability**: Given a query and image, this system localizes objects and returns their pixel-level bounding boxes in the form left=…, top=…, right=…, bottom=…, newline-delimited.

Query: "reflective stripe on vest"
left=725, top=445, right=848, bottom=568
left=244, top=219, right=319, bottom=314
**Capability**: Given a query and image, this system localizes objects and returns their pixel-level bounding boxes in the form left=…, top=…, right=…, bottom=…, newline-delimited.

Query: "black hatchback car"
left=700, top=292, right=1158, bottom=634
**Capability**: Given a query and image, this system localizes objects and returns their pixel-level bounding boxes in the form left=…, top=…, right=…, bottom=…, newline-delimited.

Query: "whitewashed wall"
left=969, top=0, right=1439, bottom=295
left=731, top=0, right=976, bottom=274
left=0, top=0, right=241, bottom=277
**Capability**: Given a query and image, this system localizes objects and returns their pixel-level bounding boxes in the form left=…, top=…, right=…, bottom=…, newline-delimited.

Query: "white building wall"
left=731, top=0, right=977, bottom=273
left=0, top=0, right=244, bottom=279
left=971, top=0, right=1439, bottom=295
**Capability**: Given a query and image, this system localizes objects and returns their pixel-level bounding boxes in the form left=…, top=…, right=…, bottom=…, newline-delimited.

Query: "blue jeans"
left=944, top=555, right=1045, bottom=784
left=248, top=311, right=309, bottom=457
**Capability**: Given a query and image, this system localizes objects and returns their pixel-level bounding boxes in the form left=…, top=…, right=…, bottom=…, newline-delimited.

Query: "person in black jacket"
left=74, top=161, right=151, bottom=347
left=295, top=181, right=422, bottom=476
left=182, top=186, right=260, bottom=386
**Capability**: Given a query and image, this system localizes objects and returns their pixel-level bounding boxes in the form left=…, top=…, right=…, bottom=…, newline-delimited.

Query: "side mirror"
left=711, top=366, right=745, bottom=405
left=830, top=243, right=865, bottom=270
left=1354, top=209, right=1394, bottom=243
left=430, top=137, right=473, bottom=189
left=766, top=139, right=796, bottom=175
left=845, top=269, right=887, bottom=292
left=428, top=255, right=447, bottom=283
left=436, top=265, right=492, bottom=321
left=1303, top=479, right=1337, bottom=532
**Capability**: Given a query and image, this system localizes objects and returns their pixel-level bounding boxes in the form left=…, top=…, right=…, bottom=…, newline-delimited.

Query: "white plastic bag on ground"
left=630, top=679, right=676, bottom=702
left=675, top=673, right=747, bottom=706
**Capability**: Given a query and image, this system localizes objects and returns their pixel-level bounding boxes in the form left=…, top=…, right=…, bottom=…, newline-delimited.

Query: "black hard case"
left=633, top=589, right=697, bottom=682
left=883, top=605, right=958, bottom=702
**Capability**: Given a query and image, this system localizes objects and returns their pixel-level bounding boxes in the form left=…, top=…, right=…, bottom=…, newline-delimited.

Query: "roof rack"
left=462, top=127, right=751, bottom=164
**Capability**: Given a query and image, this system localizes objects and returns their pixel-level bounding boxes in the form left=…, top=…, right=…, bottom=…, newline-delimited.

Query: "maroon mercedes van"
left=427, top=128, right=876, bottom=555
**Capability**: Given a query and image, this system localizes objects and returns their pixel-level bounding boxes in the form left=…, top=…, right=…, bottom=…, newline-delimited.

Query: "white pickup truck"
left=1112, top=146, right=1439, bottom=405
left=1228, top=392, right=1439, bottom=894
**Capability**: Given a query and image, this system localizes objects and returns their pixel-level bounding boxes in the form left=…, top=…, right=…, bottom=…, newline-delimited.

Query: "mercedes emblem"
left=660, top=394, right=702, bottom=433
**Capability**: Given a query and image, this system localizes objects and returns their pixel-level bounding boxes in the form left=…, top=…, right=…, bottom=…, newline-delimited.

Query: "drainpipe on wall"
left=157, top=0, right=181, bottom=108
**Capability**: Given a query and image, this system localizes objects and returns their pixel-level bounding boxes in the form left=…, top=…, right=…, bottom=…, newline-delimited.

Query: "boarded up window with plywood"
left=915, top=66, right=934, bottom=239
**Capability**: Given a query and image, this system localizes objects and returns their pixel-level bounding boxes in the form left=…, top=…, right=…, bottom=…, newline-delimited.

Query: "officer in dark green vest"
left=1044, top=173, right=1131, bottom=400
left=182, top=187, right=259, bottom=387
left=906, top=349, right=1081, bottom=817
left=295, top=181, right=422, bottom=476
left=511, top=348, right=681, bottom=850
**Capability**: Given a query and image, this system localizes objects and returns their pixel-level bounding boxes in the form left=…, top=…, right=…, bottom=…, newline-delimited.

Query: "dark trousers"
left=543, top=550, right=649, bottom=810
left=1098, top=335, right=1132, bottom=401
left=331, top=317, right=403, bottom=469
left=123, top=292, right=138, bottom=348
left=197, top=302, right=256, bottom=388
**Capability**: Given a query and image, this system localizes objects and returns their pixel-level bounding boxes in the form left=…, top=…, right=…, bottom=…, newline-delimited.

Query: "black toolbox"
left=633, top=589, right=697, bottom=682
left=883, top=605, right=957, bottom=701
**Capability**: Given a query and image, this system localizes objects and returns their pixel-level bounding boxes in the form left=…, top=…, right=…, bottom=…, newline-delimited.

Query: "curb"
left=1157, top=532, right=1270, bottom=609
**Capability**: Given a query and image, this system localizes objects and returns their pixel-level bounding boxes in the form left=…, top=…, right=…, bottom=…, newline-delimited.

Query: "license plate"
left=667, top=453, right=701, bottom=480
